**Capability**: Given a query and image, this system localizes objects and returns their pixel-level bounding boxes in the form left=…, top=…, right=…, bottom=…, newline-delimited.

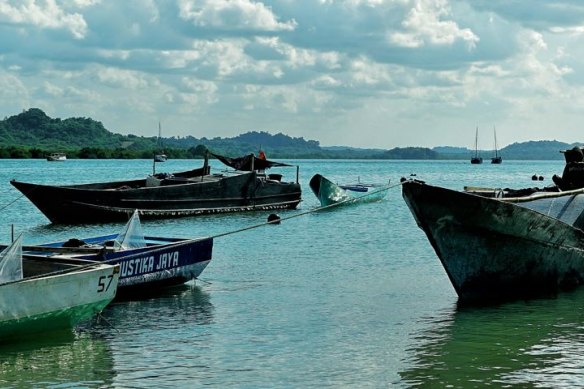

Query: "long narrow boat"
left=309, top=174, right=389, bottom=207
left=20, top=211, right=213, bottom=297
left=0, top=237, right=120, bottom=340
left=402, top=178, right=584, bottom=304
left=11, top=151, right=301, bottom=223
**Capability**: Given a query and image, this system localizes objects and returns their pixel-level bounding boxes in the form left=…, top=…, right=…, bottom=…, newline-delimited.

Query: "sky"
left=1, top=1, right=584, bottom=149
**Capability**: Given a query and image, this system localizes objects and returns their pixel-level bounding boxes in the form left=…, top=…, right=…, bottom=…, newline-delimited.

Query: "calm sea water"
left=0, top=158, right=582, bottom=388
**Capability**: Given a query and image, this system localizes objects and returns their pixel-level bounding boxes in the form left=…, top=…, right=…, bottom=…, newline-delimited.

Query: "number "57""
left=98, top=274, right=115, bottom=292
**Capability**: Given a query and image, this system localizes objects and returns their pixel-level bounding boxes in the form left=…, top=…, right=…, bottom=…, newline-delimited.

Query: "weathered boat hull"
left=402, top=180, right=584, bottom=303
left=0, top=262, right=119, bottom=340
left=11, top=170, right=301, bottom=223
left=32, top=235, right=214, bottom=296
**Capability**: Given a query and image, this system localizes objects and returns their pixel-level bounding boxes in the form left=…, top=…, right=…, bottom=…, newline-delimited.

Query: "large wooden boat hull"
left=0, top=262, right=119, bottom=340
left=402, top=180, right=584, bottom=303
left=28, top=234, right=214, bottom=296
left=11, top=170, right=301, bottom=223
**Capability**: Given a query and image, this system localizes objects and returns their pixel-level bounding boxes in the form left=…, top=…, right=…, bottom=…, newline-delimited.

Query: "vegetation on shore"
left=0, top=108, right=576, bottom=160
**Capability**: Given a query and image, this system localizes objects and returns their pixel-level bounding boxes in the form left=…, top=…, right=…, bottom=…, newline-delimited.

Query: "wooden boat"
left=309, top=174, right=389, bottom=206
left=470, top=127, right=483, bottom=164
left=21, top=211, right=213, bottom=296
left=0, top=236, right=120, bottom=340
left=11, top=152, right=301, bottom=223
left=402, top=178, right=584, bottom=303
left=47, top=153, right=66, bottom=162
left=491, top=126, right=502, bottom=164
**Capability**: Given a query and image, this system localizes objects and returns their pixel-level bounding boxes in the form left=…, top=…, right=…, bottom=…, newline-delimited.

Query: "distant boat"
left=470, top=127, right=483, bottom=164
left=154, top=122, right=167, bottom=163
left=0, top=235, right=119, bottom=340
left=47, top=153, right=66, bottom=162
left=491, top=127, right=502, bottom=164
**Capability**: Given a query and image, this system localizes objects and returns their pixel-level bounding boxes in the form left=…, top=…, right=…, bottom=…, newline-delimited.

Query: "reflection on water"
left=400, top=289, right=584, bottom=387
left=90, top=283, right=215, bottom=388
left=96, top=283, right=215, bottom=332
left=0, top=284, right=213, bottom=388
left=0, top=332, right=114, bottom=387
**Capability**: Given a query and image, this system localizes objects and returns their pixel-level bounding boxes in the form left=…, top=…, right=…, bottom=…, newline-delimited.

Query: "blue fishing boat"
left=20, top=211, right=213, bottom=296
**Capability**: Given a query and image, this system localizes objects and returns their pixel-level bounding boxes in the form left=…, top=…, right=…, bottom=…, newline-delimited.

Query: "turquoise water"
left=0, top=158, right=582, bottom=387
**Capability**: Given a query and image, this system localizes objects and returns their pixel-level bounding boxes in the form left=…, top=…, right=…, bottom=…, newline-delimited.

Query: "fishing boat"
left=309, top=174, right=389, bottom=207
left=470, top=127, right=482, bottom=164
left=21, top=211, right=213, bottom=296
left=402, top=146, right=584, bottom=303
left=47, top=153, right=66, bottom=162
left=0, top=235, right=120, bottom=340
left=11, top=151, right=301, bottom=223
left=491, top=126, right=502, bottom=164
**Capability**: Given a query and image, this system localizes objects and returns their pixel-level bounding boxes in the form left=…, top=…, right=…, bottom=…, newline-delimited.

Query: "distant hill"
left=430, top=140, right=577, bottom=160
left=0, top=108, right=579, bottom=160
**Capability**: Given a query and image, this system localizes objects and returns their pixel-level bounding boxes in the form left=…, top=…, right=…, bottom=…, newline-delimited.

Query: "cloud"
left=389, top=0, right=479, bottom=49
left=1, top=1, right=584, bottom=147
left=0, top=0, right=88, bottom=39
left=177, top=0, right=297, bottom=32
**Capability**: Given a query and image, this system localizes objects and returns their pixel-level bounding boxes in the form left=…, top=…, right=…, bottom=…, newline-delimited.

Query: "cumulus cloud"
left=389, top=0, right=479, bottom=49
left=177, top=0, right=297, bottom=31
left=2, top=0, right=584, bottom=147
left=0, top=0, right=88, bottom=39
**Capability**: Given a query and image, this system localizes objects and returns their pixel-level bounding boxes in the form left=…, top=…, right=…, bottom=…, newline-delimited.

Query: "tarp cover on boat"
left=114, top=210, right=147, bottom=250
left=0, top=234, right=23, bottom=283
left=210, top=152, right=292, bottom=171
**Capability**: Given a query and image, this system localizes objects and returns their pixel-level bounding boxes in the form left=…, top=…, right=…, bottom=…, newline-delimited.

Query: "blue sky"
left=1, top=0, right=584, bottom=149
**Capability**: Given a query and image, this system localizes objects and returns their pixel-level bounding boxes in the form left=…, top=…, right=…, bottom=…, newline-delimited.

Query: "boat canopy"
left=210, top=152, right=292, bottom=171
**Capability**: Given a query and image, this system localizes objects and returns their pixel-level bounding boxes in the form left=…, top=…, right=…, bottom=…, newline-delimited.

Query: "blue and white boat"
left=20, top=211, right=213, bottom=297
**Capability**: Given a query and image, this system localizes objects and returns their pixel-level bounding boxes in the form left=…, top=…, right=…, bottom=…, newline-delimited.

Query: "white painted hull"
left=0, top=264, right=119, bottom=340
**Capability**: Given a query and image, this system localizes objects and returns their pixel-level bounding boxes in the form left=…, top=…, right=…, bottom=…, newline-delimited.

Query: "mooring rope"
left=8, top=180, right=406, bottom=282
left=210, top=180, right=404, bottom=240
left=0, top=191, right=27, bottom=214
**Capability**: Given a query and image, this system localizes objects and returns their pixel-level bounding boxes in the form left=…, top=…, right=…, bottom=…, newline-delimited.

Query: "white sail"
left=0, top=234, right=23, bottom=283
left=114, top=210, right=147, bottom=250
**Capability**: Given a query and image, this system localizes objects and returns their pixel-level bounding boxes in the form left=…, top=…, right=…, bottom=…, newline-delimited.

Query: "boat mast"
left=493, top=126, right=498, bottom=158
left=475, top=126, right=479, bottom=157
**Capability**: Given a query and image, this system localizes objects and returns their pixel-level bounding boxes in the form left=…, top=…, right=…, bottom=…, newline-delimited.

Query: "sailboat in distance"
left=154, top=121, right=167, bottom=163
left=491, top=126, right=502, bottom=164
left=470, top=126, right=483, bottom=164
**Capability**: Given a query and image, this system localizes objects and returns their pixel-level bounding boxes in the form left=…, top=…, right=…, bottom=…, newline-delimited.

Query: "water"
left=0, top=158, right=579, bottom=387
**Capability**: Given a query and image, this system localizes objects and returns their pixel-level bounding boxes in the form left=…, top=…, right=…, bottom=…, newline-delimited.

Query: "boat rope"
left=0, top=191, right=27, bottom=213
left=12, top=180, right=405, bottom=281
left=209, top=180, right=403, bottom=240
left=96, top=312, right=120, bottom=333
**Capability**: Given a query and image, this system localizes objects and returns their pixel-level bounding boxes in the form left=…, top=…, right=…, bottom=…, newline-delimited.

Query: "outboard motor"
left=553, top=146, right=584, bottom=190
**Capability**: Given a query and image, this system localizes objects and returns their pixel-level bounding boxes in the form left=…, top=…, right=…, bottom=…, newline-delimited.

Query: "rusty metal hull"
left=402, top=180, right=584, bottom=303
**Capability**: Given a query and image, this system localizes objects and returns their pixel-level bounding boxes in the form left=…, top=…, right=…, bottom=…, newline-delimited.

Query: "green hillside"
left=0, top=108, right=578, bottom=160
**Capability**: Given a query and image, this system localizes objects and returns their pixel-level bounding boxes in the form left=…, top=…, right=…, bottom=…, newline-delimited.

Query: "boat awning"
left=210, top=152, right=292, bottom=171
